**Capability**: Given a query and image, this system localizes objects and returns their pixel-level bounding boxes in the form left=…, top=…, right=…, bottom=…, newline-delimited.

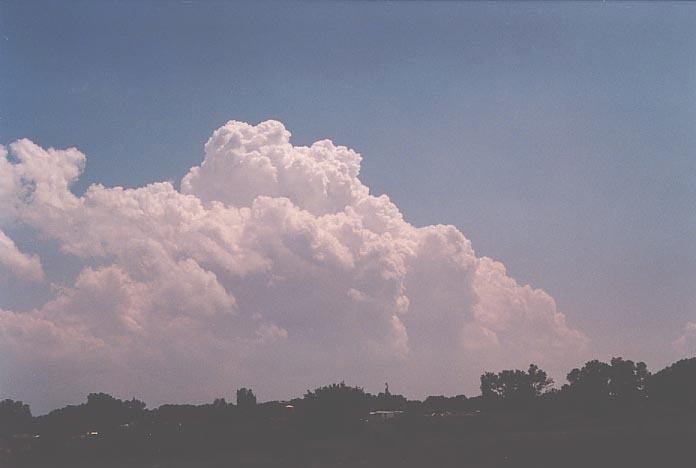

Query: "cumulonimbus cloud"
left=0, top=120, right=587, bottom=412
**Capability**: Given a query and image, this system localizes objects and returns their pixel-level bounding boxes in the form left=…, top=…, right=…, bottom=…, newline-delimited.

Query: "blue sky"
left=1, top=1, right=696, bottom=408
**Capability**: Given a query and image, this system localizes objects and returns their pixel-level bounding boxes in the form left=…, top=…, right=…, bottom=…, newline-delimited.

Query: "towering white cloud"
left=0, top=120, right=587, bottom=411
left=181, top=120, right=368, bottom=215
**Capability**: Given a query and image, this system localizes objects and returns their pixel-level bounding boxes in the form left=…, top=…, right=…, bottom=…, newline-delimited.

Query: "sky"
left=1, top=1, right=695, bottom=414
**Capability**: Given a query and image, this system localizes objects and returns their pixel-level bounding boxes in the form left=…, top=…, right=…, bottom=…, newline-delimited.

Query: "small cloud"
left=673, top=322, right=696, bottom=354
left=256, top=323, right=288, bottom=344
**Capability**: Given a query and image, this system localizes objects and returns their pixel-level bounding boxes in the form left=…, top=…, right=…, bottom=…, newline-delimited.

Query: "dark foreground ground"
left=5, top=411, right=694, bottom=468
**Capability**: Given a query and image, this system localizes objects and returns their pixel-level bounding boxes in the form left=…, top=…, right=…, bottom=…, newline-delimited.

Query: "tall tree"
left=236, top=388, right=257, bottom=409
left=480, top=364, right=553, bottom=406
left=565, top=358, right=649, bottom=408
left=0, top=399, right=32, bottom=435
left=300, top=382, right=369, bottom=434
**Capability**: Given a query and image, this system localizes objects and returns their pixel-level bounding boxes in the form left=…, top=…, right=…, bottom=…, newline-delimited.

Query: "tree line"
left=1, top=357, right=695, bottom=462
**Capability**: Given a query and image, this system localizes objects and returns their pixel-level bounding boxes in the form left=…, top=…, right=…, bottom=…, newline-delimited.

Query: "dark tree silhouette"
left=566, top=359, right=611, bottom=405
left=648, top=357, right=696, bottom=409
left=422, top=395, right=468, bottom=414
left=0, top=399, right=32, bottom=436
left=236, top=388, right=257, bottom=409
left=83, top=393, right=146, bottom=431
left=565, top=358, right=649, bottom=409
left=480, top=364, right=553, bottom=406
left=374, top=382, right=408, bottom=411
left=212, top=397, right=228, bottom=408
left=608, top=357, right=649, bottom=403
left=7, top=356, right=696, bottom=467
left=300, top=382, right=369, bottom=434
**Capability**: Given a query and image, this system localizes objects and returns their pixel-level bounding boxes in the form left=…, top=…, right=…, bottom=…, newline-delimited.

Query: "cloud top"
left=181, top=120, right=367, bottom=215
